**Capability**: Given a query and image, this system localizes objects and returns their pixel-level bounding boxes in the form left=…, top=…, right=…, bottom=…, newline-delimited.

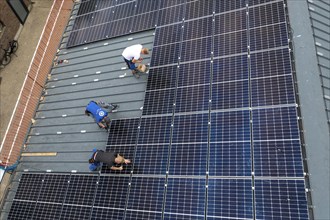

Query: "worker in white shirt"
left=122, top=44, right=149, bottom=78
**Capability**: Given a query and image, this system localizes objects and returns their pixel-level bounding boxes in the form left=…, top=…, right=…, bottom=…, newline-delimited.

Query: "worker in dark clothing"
left=85, top=101, right=118, bottom=131
left=88, top=148, right=131, bottom=171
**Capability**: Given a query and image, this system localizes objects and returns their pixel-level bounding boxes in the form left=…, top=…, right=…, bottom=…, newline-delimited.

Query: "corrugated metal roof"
left=21, top=30, right=154, bottom=173
left=287, top=0, right=330, bottom=219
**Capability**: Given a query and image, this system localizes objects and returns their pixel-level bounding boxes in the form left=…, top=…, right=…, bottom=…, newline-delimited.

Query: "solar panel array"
left=8, top=0, right=310, bottom=219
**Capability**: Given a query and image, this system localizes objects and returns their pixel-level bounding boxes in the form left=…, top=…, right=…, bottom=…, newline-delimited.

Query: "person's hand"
left=124, top=159, right=131, bottom=164
left=118, top=166, right=123, bottom=171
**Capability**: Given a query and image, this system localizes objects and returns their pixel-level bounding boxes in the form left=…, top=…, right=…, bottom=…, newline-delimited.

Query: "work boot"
left=132, top=70, right=140, bottom=79
left=111, top=104, right=119, bottom=111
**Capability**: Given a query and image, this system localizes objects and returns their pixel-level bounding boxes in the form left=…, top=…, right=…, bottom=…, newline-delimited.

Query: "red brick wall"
left=0, top=0, right=74, bottom=165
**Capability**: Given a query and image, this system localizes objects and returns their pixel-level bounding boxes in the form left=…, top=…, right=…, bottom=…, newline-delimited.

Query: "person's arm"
left=98, top=122, right=106, bottom=129
left=132, top=55, right=143, bottom=63
left=111, top=166, right=123, bottom=171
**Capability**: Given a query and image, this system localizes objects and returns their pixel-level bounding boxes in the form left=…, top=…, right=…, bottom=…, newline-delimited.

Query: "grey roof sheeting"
left=307, top=0, right=330, bottom=127
left=20, top=30, right=154, bottom=173
left=287, top=0, right=330, bottom=219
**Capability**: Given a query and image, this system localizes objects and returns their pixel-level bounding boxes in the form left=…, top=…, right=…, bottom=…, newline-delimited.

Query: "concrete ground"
left=0, top=0, right=53, bottom=143
left=0, top=0, right=53, bottom=207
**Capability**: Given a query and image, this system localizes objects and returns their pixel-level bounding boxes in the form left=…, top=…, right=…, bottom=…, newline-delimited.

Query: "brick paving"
left=0, top=0, right=74, bottom=166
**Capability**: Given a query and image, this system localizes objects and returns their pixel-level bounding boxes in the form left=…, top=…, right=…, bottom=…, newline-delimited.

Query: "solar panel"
left=178, top=60, right=211, bottom=87
left=8, top=201, right=36, bottom=220
left=248, top=0, right=279, bottom=7
left=213, top=30, right=248, bottom=57
left=15, top=173, right=44, bottom=201
left=207, top=179, right=253, bottom=219
left=146, top=65, right=178, bottom=90
left=38, top=174, right=70, bottom=203
left=93, top=176, right=130, bottom=209
left=64, top=174, right=98, bottom=206
left=184, top=0, right=213, bottom=20
left=96, top=0, right=116, bottom=9
left=8, top=1, right=311, bottom=219
left=175, top=85, right=210, bottom=113
left=73, top=15, right=92, bottom=31
left=77, top=0, right=97, bottom=16
left=91, top=8, right=113, bottom=26
left=254, top=140, right=304, bottom=177
left=109, top=17, right=133, bottom=38
left=252, top=106, right=300, bottom=140
left=91, top=207, right=124, bottom=220
left=130, top=11, right=158, bottom=32
left=172, top=113, right=209, bottom=143
left=135, top=0, right=159, bottom=14
left=125, top=211, right=162, bottom=220
left=214, top=9, right=247, bottom=35
left=159, top=0, right=186, bottom=9
left=249, top=23, right=288, bottom=51
left=60, top=205, right=92, bottom=220
left=107, top=118, right=140, bottom=145
left=138, top=116, right=172, bottom=144
left=212, top=80, right=249, bottom=110
left=32, top=203, right=62, bottom=220
left=181, top=36, right=212, bottom=62
left=154, top=23, right=182, bottom=46
left=214, top=0, right=246, bottom=14
left=212, top=55, right=249, bottom=83
left=254, top=179, right=309, bottom=219
left=112, top=2, right=135, bottom=21
left=164, top=178, right=206, bottom=218
left=209, top=142, right=251, bottom=176
left=143, top=89, right=175, bottom=115
left=157, top=4, right=185, bottom=26
left=169, top=143, right=208, bottom=175
left=249, top=2, right=285, bottom=28
left=210, top=110, right=250, bottom=142
left=251, top=48, right=292, bottom=79
left=183, top=16, right=213, bottom=40
left=251, top=75, right=296, bottom=106
left=151, top=43, right=180, bottom=67
left=127, top=177, right=165, bottom=213
left=134, top=144, right=169, bottom=174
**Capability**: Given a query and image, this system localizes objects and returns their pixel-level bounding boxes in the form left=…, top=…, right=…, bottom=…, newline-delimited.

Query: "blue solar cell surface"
left=183, top=17, right=213, bottom=40
left=178, top=60, right=211, bottom=87
left=175, top=85, right=210, bottom=113
left=133, top=144, right=169, bottom=174
left=209, top=142, right=251, bottom=176
left=143, top=88, right=175, bottom=115
left=107, top=118, right=139, bottom=145
left=9, top=0, right=310, bottom=219
left=254, top=180, right=309, bottom=220
left=138, top=116, right=172, bottom=144
left=172, top=113, right=209, bottom=143
left=169, top=143, right=208, bottom=175
left=254, top=140, right=304, bottom=177
left=207, top=179, right=253, bottom=219
left=210, top=111, right=250, bottom=142
left=252, top=106, right=300, bottom=140
left=165, top=178, right=206, bottom=217
left=212, top=80, right=249, bottom=110
left=146, top=65, right=178, bottom=90
left=212, top=55, right=249, bottom=83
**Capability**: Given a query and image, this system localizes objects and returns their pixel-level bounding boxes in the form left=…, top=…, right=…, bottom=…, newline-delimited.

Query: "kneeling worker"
left=85, top=101, right=118, bottom=131
left=89, top=149, right=131, bottom=171
left=122, top=44, right=149, bottom=78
